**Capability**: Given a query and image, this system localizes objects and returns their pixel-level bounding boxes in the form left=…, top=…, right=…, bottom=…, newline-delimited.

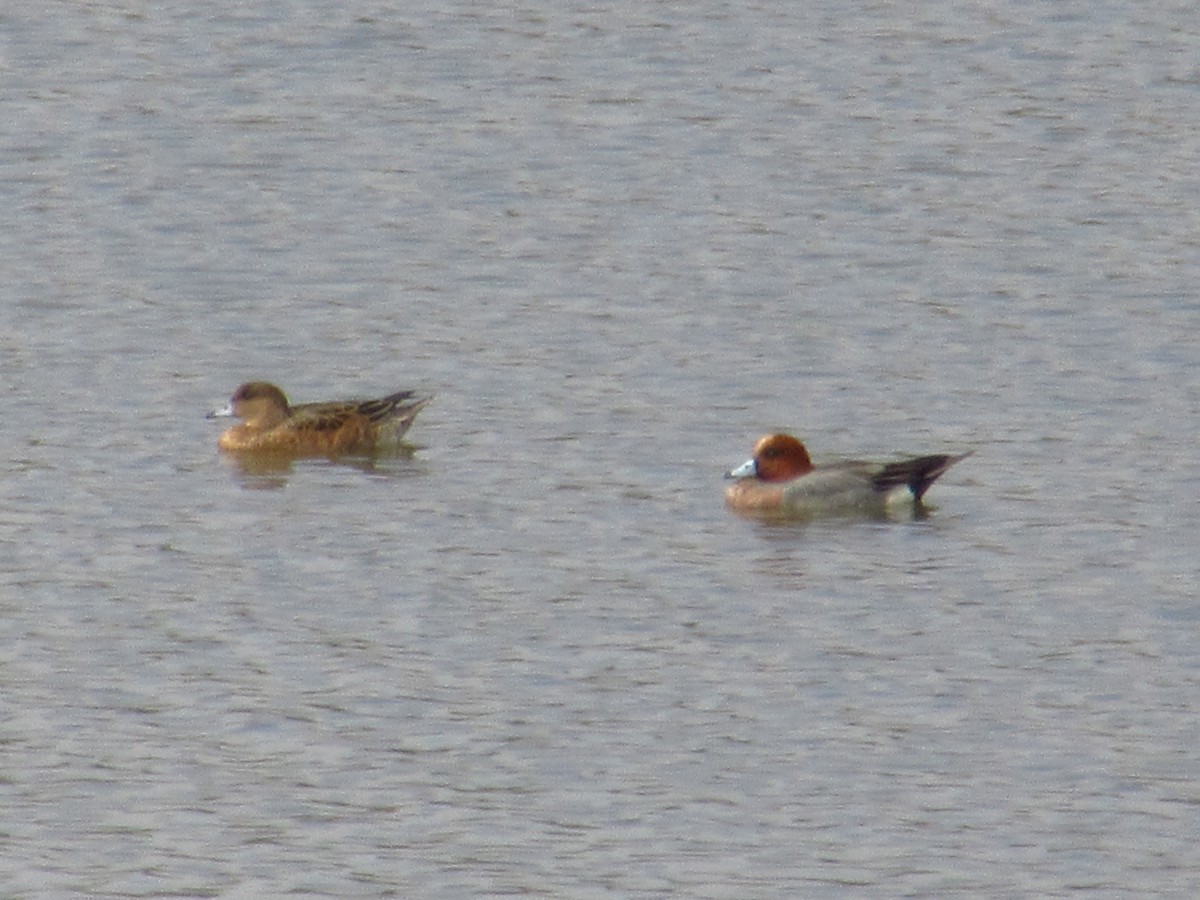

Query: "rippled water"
left=3, top=1, right=1200, bottom=896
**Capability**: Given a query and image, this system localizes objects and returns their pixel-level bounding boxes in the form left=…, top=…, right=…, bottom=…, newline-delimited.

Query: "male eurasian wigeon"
left=725, top=433, right=970, bottom=517
left=208, top=381, right=431, bottom=455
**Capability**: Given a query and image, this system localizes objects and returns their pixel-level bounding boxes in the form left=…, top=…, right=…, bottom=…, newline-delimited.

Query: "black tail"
left=872, top=451, right=972, bottom=502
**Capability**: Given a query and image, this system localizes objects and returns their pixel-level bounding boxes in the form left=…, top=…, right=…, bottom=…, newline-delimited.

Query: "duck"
left=725, top=433, right=970, bottom=517
left=208, top=381, right=431, bottom=455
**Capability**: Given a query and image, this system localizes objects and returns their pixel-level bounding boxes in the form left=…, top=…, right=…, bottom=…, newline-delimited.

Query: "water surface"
left=3, top=1, right=1199, bottom=896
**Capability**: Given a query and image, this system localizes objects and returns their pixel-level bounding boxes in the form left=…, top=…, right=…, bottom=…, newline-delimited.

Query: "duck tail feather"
left=874, top=451, right=973, bottom=501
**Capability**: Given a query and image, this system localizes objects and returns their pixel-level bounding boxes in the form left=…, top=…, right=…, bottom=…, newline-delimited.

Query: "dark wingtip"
left=911, top=450, right=973, bottom=501
left=875, top=450, right=973, bottom=502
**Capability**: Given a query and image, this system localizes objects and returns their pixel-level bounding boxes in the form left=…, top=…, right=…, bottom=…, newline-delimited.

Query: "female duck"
left=726, top=433, right=970, bottom=517
left=209, top=381, right=431, bottom=455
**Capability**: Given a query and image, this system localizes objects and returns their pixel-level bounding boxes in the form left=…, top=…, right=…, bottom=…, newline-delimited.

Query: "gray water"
left=3, top=1, right=1199, bottom=897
